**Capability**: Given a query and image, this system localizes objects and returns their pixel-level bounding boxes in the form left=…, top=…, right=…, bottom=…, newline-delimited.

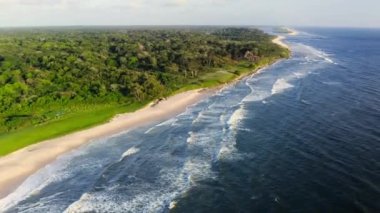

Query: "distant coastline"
left=286, top=27, right=299, bottom=36
left=272, top=36, right=289, bottom=49
left=0, top=28, right=297, bottom=199
left=272, top=28, right=298, bottom=49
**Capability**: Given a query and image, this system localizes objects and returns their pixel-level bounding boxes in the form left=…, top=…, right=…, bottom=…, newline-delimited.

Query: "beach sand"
left=272, top=27, right=299, bottom=49
left=272, top=36, right=289, bottom=49
left=0, top=89, right=214, bottom=199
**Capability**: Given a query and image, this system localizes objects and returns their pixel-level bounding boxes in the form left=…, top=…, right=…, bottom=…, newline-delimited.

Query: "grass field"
left=0, top=102, right=146, bottom=156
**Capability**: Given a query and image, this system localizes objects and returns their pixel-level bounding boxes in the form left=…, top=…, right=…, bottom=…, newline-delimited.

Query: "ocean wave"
left=217, top=105, right=248, bottom=161
left=227, top=105, right=246, bottom=130
left=66, top=168, right=184, bottom=212
left=0, top=134, right=131, bottom=212
left=186, top=131, right=196, bottom=144
left=64, top=97, right=232, bottom=212
left=217, top=141, right=238, bottom=161
left=65, top=131, right=220, bottom=212
left=271, top=78, right=294, bottom=95
left=243, top=41, right=336, bottom=103
left=0, top=145, right=94, bottom=211
left=64, top=186, right=182, bottom=212
left=321, top=81, right=342, bottom=86
left=297, top=43, right=337, bottom=64
left=156, top=118, right=178, bottom=127
left=144, top=117, right=179, bottom=134
left=192, top=111, right=217, bottom=125
left=242, top=88, right=271, bottom=102
left=121, top=147, right=140, bottom=159
left=295, top=31, right=328, bottom=40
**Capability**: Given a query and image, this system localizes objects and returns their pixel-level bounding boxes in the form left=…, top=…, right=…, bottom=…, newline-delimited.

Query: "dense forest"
left=0, top=27, right=288, bottom=134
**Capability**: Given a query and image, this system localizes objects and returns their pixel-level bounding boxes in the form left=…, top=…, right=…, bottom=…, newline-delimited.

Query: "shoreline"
left=272, top=36, right=289, bottom=49
left=272, top=27, right=298, bottom=50
left=0, top=31, right=294, bottom=199
left=0, top=89, right=214, bottom=199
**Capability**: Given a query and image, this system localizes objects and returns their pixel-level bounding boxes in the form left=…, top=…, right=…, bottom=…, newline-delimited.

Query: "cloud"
left=0, top=0, right=232, bottom=10
left=0, top=0, right=144, bottom=9
left=163, top=0, right=189, bottom=7
left=0, top=0, right=63, bottom=6
left=0, top=0, right=378, bottom=28
left=0, top=0, right=152, bottom=16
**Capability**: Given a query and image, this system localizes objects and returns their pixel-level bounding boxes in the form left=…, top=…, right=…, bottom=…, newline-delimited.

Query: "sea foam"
left=121, top=147, right=140, bottom=159
left=271, top=78, right=294, bottom=95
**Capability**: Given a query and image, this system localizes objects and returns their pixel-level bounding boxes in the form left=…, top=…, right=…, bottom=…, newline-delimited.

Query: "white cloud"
left=0, top=0, right=378, bottom=27
left=163, top=0, right=189, bottom=7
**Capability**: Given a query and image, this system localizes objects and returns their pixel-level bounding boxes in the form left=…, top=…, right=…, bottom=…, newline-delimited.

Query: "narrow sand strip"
left=286, top=27, right=299, bottom=36
left=0, top=89, right=214, bottom=199
left=272, top=27, right=299, bottom=49
left=272, top=36, right=289, bottom=49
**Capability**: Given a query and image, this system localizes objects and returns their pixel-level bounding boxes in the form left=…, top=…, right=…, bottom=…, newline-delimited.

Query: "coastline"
left=272, top=27, right=298, bottom=50
left=272, top=36, right=289, bottom=49
left=286, top=27, right=299, bottom=36
left=0, top=30, right=295, bottom=199
left=0, top=89, right=214, bottom=199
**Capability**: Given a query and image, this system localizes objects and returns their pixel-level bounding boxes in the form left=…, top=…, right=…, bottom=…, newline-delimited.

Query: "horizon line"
left=0, top=24, right=379, bottom=30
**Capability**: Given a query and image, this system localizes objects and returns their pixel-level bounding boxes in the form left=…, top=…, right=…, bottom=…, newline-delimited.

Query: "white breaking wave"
left=242, top=87, right=271, bottom=102
left=218, top=104, right=248, bottom=161
left=156, top=118, right=178, bottom=127
left=0, top=145, right=93, bottom=211
left=64, top=140, right=218, bottom=213
left=217, top=141, right=238, bottom=161
left=69, top=158, right=213, bottom=212
left=315, top=50, right=335, bottom=64
left=322, top=81, right=342, bottom=86
left=65, top=105, right=226, bottom=212
left=64, top=184, right=184, bottom=213
left=227, top=105, right=246, bottom=130
left=271, top=78, right=294, bottom=95
left=0, top=134, right=129, bottom=212
left=121, top=147, right=140, bottom=159
left=242, top=41, right=336, bottom=104
left=144, top=117, right=179, bottom=134
left=298, top=43, right=337, bottom=64
left=186, top=131, right=196, bottom=144
left=191, top=111, right=208, bottom=124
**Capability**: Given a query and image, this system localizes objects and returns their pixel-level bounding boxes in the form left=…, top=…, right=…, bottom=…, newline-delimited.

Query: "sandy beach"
left=272, top=36, right=289, bottom=49
left=0, top=89, right=214, bottom=199
left=272, top=28, right=299, bottom=49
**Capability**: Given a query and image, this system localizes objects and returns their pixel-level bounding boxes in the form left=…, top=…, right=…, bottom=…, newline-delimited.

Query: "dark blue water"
left=1, top=28, right=379, bottom=213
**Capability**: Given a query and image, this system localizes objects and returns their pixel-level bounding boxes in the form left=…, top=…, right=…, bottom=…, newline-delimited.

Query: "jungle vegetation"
left=0, top=26, right=289, bottom=155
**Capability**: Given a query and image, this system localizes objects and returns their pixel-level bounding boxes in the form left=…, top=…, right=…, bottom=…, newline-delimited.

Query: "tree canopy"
left=0, top=27, right=288, bottom=132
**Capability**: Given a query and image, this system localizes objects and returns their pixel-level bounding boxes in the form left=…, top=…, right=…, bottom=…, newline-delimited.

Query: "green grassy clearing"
left=0, top=58, right=279, bottom=156
left=0, top=102, right=146, bottom=156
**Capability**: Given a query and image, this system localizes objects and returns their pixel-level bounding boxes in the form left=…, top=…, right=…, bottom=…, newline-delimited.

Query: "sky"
left=0, top=0, right=379, bottom=28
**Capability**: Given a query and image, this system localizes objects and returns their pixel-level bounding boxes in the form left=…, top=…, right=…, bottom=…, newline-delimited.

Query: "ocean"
left=1, top=28, right=379, bottom=213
